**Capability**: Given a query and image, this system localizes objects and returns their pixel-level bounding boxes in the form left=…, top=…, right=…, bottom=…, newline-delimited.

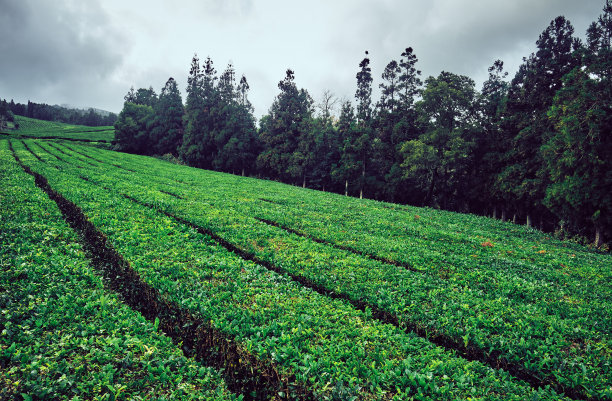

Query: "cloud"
left=0, top=0, right=605, bottom=116
left=0, top=0, right=126, bottom=107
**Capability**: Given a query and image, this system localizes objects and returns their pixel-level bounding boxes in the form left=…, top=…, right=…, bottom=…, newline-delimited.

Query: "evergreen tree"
left=353, top=51, right=374, bottom=199
left=544, top=2, right=612, bottom=245
left=499, top=16, right=581, bottom=227
left=398, top=47, right=422, bottom=112
left=213, top=66, right=259, bottom=176
left=257, top=69, right=313, bottom=183
left=180, top=55, right=208, bottom=167
left=379, top=60, right=401, bottom=113
left=151, top=77, right=184, bottom=156
left=474, top=60, right=509, bottom=217
left=134, top=87, right=158, bottom=107
left=114, top=101, right=154, bottom=154
left=332, top=100, right=361, bottom=196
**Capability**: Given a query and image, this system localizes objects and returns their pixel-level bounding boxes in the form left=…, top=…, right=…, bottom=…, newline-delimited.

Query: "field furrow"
left=0, top=139, right=238, bottom=400
left=10, top=139, right=574, bottom=400
left=24, top=139, right=612, bottom=400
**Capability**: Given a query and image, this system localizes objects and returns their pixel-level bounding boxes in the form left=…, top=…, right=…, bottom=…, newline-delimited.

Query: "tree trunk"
left=303, top=174, right=306, bottom=188
left=595, top=225, right=603, bottom=248
left=512, top=213, right=516, bottom=224
left=424, top=170, right=437, bottom=206
left=492, top=206, right=497, bottom=219
left=501, top=209, right=506, bottom=222
left=360, top=161, right=365, bottom=200
left=526, top=214, right=532, bottom=228
left=241, top=168, right=245, bottom=177
left=345, top=179, right=348, bottom=196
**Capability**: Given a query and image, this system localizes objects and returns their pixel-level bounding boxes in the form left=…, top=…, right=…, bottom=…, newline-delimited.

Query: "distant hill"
left=0, top=98, right=118, bottom=127
left=59, top=104, right=115, bottom=117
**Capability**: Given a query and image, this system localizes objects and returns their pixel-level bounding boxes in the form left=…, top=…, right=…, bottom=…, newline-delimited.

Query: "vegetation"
left=111, top=3, right=612, bottom=247
left=5, top=137, right=610, bottom=400
left=0, top=140, right=237, bottom=400
left=2, top=2, right=610, bottom=400
left=0, top=98, right=117, bottom=127
left=1, top=115, right=114, bottom=143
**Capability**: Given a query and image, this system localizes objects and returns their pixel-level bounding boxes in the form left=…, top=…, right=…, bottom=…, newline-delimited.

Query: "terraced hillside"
left=2, top=137, right=610, bottom=400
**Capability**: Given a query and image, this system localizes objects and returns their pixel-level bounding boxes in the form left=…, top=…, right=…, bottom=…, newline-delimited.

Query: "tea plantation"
left=1, top=135, right=610, bottom=400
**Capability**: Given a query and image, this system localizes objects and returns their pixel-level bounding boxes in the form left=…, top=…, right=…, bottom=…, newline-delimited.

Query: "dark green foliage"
left=1, top=98, right=117, bottom=126
left=150, top=78, right=184, bottom=156
left=472, top=60, right=509, bottom=214
left=113, top=102, right=155, bottom=154
left=257, top=69, right=314, bottom=183
left=179, top=56, right=258, bottom=173
left=211, top=66, right=259, bottom=175
left=499, top=16, right=581, bottom=226
left=545, top=3, right=612, bottom=245
left=106, top=3, right=612, bottom=245
left=400, top=71, right=477, bottom=208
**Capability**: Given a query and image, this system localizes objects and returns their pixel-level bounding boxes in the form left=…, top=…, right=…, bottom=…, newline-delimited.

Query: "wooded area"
left=0, top=99, right=117, bottom=127
left=113, top=3, right=612, bottom=247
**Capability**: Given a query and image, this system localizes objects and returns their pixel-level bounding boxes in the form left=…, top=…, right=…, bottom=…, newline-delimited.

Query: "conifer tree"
left=151, top=77, right=184, bottom=155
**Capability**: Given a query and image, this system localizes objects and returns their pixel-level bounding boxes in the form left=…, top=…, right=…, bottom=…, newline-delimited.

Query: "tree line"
left=0, top=99, right=118, bottom=127
left=114, top=2, right=612, bottom=247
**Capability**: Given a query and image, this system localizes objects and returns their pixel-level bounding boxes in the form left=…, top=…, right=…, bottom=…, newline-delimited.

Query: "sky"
left=0, top=0, right=606, bottom=120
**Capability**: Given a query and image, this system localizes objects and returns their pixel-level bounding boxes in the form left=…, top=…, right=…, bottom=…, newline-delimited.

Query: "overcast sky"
left=0, top=0, right=605, bottom=119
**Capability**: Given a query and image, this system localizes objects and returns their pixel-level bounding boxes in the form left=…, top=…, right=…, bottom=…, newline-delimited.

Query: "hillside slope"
left=0, top=115, right=114, bottom=143
left=3, top=137, right=611, bottom=400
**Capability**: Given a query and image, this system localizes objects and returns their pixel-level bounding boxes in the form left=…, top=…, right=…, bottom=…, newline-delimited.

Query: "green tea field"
left=1, top=137, right=610, bottom=400
left=0, top=116, right=114, bottom=143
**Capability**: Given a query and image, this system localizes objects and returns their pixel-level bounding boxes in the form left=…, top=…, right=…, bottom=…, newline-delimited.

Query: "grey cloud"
left=0, top=0, right=606, bottom=116
left=0, top=0, right=126, bottom=106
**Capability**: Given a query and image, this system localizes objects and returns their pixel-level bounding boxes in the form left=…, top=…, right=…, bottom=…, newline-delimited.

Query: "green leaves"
left=10, top=137, right=612, bottom=400
left=0, top=140, right=237, bottom=401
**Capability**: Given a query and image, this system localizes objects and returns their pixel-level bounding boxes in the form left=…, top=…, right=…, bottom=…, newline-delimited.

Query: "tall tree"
left=544, top=2, right=612, bottom=245
left=398, top=47, right=422, bottom=112
left=379, top=60, right=401, bottom=113
left=114, top=97, right=154, bottom=154
left=332, top=100, right=361, bottom=196
left=353, top=51, right=374, bottom=199
left=180, top=55, right=221, bottom=168
left=475, top=60, right=509, bottom=217
left=151, top=77, right=184, bottom=155
left=257, top=69, right=313, bottom=183
left=400, top=71, right=477, bottom=208
left=499, top=16, right=581, bottom=227
left=213, top=66, right=259, bottom=176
